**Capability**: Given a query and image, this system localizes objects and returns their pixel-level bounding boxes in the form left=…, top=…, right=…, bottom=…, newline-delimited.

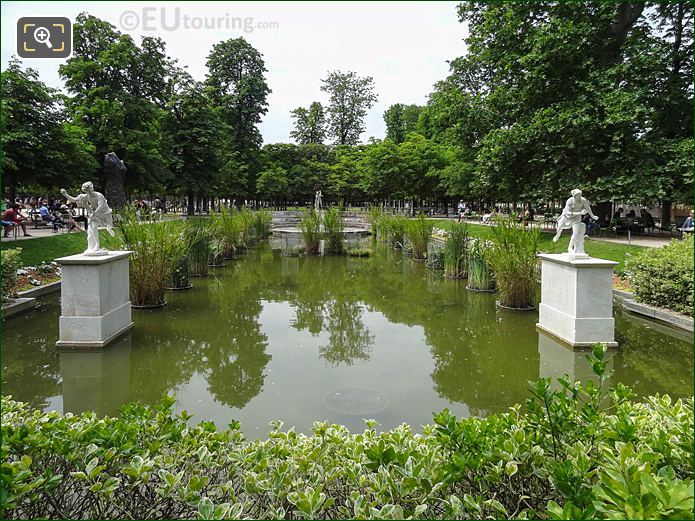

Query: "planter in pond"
left=444, top=222, right=468, bottom=278
left=485, top=218, right=538, bottom=310
left=132, top=300, right=167, bottom=309
left=165, top=257, right=192, bottom=291
left=466, top=255, right=495, bottom=291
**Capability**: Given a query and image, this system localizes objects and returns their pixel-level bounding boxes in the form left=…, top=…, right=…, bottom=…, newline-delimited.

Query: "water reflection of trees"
left=201, top=274, right=271, bottom=408
left=282, top=255, right=375, bottom=366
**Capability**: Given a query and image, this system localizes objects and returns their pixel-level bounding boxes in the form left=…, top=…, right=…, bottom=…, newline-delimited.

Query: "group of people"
left=456, top=200, right=534, bottom=225
left=1, top=196, right=87, bottom=237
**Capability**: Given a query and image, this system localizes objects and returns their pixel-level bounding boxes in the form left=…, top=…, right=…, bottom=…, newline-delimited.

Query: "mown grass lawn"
left=429, top=218, right=647, bottom=274
left=2, top=230, right=112, bottom=267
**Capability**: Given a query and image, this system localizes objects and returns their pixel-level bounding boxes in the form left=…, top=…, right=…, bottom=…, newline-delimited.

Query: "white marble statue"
left=552, top=188, right=598, bottom=257
left=61, top=182, right=115, bottom=256
left=314, top=190, right=323, bottom=211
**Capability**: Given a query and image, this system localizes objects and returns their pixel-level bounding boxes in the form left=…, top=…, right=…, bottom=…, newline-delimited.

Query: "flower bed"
left=15, top=262, right=61, bottom=292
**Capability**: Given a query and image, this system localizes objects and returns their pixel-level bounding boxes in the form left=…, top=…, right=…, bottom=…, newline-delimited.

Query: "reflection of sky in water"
left=2, top=241, right=692, bottom=438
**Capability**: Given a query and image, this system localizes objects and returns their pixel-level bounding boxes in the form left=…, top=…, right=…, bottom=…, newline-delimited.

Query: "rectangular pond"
left=2, top=240, right=693, bottom=437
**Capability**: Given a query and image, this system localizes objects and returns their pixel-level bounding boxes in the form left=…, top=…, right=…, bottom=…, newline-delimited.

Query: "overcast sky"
left=1, top=1, right=468, bottom=144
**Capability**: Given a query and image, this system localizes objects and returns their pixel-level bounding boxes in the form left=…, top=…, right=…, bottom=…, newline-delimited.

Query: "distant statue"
left=314, top=190, right=323, bottom=211
left=61, top=182, right=116, bottom=256
left=553, top=188, right=598, bottom=257
left=103, top=152, right=127, bottom=209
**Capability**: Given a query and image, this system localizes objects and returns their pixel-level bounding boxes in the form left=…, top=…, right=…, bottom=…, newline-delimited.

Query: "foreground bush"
left=1, top=248, right=22, bottom=302
left=2, top=347, right=692, bottom=520
left=626, top=235, right=693, bottom=316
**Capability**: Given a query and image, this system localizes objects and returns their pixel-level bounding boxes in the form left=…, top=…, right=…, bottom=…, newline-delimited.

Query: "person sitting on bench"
left=2, top=204, right=31, bottom=237
left=39, top=201, right=52, bottom=223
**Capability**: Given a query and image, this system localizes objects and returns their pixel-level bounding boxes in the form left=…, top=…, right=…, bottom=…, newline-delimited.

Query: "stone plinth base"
left=536, top=253, right=618, bottom=347
left=55, top=251, right=133, bottom=349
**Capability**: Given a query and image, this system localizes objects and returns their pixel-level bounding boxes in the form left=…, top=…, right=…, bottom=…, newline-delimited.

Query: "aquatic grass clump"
left=208, top=238, right=225, bottom=267
left=165, top=255, right=192, bottom=290
left=347, top=248, right=372, bottom=257
left=368, top=206, right=383, bottom=236
left=426, top=249, right=445, bottom=269
left=252, top=210, right=273, bottom=240
left=444, top=222, right=468, bottom=278
left=467, top=237, right=494, bottom=291
left=187, top=218, right=213, bottom=277
left=115, top=209, right=185, bottom=307
left=323, top=206, right=345, bottom=254
left=238, top=207, right=255, bottom=244
left=299, top=209, right=322, bottom=255
left=218, top=205, right=243, bottom=258
left=485, top=218, right=539, bottom=309
left=406, top=214, right=433, bottom=260
left=381, top=215, right=407, bottom=248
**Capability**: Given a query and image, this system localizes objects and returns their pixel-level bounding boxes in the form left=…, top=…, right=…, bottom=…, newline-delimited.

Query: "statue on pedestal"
left=552, top=189, right=598, bottom=257
left=61, top=182, right=116, bottom=256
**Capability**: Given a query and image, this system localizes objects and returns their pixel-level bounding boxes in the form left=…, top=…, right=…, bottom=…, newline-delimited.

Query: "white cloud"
left=1, top=1, right=468, bottom=144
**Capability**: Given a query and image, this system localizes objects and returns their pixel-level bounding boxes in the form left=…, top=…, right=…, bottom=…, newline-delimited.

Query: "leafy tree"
left=362, top=139, right=405, bottom=200
left=163, top=75, right=222, bottom=215
left=329, top=145, right=368, bottom=203
left=290, top=101, right=327, bottom=144
left=421, top=1, right=693, bottom=207
left=256, top=166, right=289, bottom=204
left=320, top=71, right=378, bottom=145
left=1, top=58, right=95, bottom=198
left=59, top=12, right=173, bottom=194
left=206, top=38, right=270, bottom=197
left=383, top=103, right=422, bottom=144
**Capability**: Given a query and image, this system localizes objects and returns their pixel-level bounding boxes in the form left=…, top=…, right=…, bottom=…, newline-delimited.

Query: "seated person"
left=2, top=204, right=31, bottom=237
left=640, top=209, right=655, bottom=230
left=481, top=209, right=494, bottom=224
left=582, top=213, right=600, bottom=236
left=679, top=210, right=694, bottom=236
left=39, top=202, right=51, bottom=222
left=50, top=210, right=65, bottom=231
left=67, top=203, right=88, bottom=230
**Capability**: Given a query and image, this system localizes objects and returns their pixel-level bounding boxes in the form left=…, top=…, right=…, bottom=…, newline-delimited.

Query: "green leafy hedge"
left=2, top=347, right=693, bottom=519
left=626, top=235, right=694, bottom=316
left=1, top=248, right=22, bottom=302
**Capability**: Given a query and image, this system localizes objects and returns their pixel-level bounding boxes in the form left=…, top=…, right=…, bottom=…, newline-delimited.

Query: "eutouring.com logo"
left=17, top=17, right=72, bottom=58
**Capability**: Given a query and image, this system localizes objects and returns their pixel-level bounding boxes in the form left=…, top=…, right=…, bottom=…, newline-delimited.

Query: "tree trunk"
left=187, top=189, right=194, bottom=216
left=661, top=200, right=672, bottom=228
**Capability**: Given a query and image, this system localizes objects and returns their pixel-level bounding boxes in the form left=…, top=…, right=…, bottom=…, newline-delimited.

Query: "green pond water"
left=2, top=240, right=693, bottom=437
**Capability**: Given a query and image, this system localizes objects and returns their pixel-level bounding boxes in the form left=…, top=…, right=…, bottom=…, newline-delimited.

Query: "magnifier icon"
left=33, top=26, right=52, bottom=49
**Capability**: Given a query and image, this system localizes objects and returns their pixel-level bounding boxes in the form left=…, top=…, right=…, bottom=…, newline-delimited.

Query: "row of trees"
left=3, top=4, right=693, bottom=214
left=2, top=12, right=271, bottom=211
left=415, top=1, right=693, bottom=217
left=256, top=134, right=455, bottom=206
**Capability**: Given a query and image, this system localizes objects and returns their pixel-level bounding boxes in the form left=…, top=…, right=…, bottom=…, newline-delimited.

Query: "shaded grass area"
left=430, top=219, right=646, bottom=274
left=2, top=230, right=113, bottom=267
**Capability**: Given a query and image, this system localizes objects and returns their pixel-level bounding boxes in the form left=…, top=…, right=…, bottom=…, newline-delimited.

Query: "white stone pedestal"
left=55, top=251, right=134, bottom=349
left=537, top=253, right=618, bottom=347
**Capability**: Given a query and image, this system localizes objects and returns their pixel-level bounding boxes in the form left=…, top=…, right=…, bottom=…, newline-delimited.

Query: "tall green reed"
left=406, top=214, right=433, bottom=260
left=444, top=222, right=468, bottom=278
left=323, top=206, right=345, bottom=254
left=485, top=217, right=539, bottom=308
left=299, top=209, right=322, bottom=255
